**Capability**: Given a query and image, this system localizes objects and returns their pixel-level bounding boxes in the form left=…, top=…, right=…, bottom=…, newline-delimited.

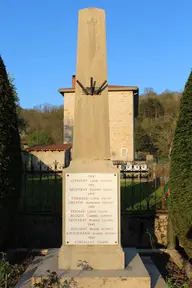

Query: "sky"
left=1, top=0, right=192, bottom=109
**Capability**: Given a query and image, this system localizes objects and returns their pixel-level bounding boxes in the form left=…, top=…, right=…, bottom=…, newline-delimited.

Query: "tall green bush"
left=169, top=71, right=192, bottom=258
left=0, top=56, right=22, bottom=248
left=8, top=73, right=27, bottom=135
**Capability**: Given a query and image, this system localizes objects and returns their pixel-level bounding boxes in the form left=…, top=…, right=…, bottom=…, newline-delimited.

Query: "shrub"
left=169, top=70, right=192, bottom=258
left=0, top=56, right=22, bottom=248
left=0, top=253, right=19, bottom=288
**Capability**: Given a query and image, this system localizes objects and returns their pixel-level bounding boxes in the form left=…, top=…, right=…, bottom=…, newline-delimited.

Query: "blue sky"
left=1, top=0, right=192, bottom=108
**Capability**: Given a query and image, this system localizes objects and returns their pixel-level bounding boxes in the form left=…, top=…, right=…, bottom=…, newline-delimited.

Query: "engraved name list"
left=65, top=173, right=118, bottom=245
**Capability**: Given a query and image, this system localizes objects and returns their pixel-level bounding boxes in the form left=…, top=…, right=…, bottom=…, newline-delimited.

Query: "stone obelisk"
left=30, top=7, right=151, bottom=288
left=72, top=8, right=110, bottom=161
left=58, top=7, right=124, bottom=270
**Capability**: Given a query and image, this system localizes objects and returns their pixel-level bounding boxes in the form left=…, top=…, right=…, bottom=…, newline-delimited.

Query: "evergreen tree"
left=169, top=71, right=192, bottom=257
left=139, top=97, right=164, bottom=120
left=135, top=122, right=155, bottom=153
left=8, top=73, right=27, bottom=134
left=0, top=56, right=22, bottom=248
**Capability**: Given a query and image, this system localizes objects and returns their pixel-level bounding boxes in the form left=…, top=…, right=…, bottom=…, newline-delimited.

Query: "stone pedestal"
left=58, top=245, right=124, bottom=270
left=58, top=160, right=125, bottom=270
left=31, top=249, right=150, bottom=288
left=16, top=248, right=168, bottom=288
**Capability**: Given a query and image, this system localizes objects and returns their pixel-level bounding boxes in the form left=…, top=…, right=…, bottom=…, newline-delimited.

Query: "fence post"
left=161, top=165, right=166, bottom=210
left=167, top=217, right=176, bottom=249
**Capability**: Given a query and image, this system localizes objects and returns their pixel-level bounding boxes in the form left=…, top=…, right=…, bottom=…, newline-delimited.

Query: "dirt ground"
left=143, top=251, right=192, bottom=288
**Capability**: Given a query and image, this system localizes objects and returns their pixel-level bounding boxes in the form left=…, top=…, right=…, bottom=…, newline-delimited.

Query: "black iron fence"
left=19, top=160, right=63, bottom=215
left=19, top=161, right=169, bottom=215
left=6, top=161, right=170, bottom=248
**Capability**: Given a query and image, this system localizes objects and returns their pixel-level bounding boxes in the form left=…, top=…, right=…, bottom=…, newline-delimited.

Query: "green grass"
left=19, top=174, right=165, bottom=213
left=19, top=173, right=62, bottom=214
left=158, top=157, right=170, bottom=164
left=121, top=180, right=163, bottom=211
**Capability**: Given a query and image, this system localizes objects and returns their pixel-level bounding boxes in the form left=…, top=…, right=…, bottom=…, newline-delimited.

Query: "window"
left=121, top=148, right=128, bottom=158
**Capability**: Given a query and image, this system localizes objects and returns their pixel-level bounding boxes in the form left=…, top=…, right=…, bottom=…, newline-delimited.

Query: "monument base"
left=58, top=244, right=124, bottom=270
left=30, top=249, right=150, bottom=288
left=16, top=248, right=168, bottom=288
left=33, top=271, right=150, bottom=288
left=59, top=159, right=125, bottom=270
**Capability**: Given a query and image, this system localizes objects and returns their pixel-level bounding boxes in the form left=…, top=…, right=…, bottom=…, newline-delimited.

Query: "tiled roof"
left=58, top=75, right=138, bottom=94
left=26, top=143, right=72, bottom=152
left=58, top=86, right=139, bottom=94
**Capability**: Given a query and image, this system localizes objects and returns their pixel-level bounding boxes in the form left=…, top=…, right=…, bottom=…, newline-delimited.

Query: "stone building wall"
left=23, top=148, right=71, bottom=170
left=29, top=150, right=65, bottom=169
left=63, top=90, right=135, bottom=161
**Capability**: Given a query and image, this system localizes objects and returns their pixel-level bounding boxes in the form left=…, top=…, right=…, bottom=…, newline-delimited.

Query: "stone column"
left=58, top=7, right=124, bottom=270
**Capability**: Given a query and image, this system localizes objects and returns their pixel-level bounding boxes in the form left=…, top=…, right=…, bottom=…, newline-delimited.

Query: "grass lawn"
left=19, top=173, right=62, bottom=214
left=19, top=173, right=165, bottom=213
left=158, top=157, right=170, bottom=164
left=121, top=180, right=163, bottom=211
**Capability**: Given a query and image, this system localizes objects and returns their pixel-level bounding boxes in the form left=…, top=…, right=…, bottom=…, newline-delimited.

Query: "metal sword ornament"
left=76, top=77, right=108, bottom=95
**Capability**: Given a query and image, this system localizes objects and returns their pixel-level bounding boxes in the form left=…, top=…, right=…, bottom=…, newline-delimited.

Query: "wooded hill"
left=20, top=104, right=63, bottom=146
left=20, top=88, right=182, bottom=159
left=136, top=89, right=181, bottom=159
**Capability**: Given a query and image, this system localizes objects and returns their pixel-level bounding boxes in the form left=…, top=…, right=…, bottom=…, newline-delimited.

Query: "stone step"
left=14, top=248, right=165, bottom=288
left=141, top=256, right=167, bottom=288
left=15, top=255, right=168, bottom=288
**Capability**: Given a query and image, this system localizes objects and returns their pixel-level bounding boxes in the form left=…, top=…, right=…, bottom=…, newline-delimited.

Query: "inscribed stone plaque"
left=65, top=173, right=118, bottom=245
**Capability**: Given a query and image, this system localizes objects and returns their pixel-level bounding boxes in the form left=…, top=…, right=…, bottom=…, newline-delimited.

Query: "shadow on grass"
left=19, top=176, right=164, bottom=213
left=19, top=173, right=164, bottom=214
left=121, top=178, right=163, bottom=212
left=19, top=173, right=62, bottom=214
left=10, top=170, right=166, bottom=249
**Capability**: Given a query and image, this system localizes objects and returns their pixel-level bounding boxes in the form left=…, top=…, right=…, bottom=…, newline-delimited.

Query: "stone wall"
left=63, top=90, right=135, bottom=161
left=154, top=213, right=168, bottom=246
left=121, top=212, right=168, bottom=248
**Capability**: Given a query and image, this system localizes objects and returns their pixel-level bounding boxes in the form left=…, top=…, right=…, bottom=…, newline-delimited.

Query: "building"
left=25, top=144, right=72, bottom=170
left=59, top=75, right=139, bottom=162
